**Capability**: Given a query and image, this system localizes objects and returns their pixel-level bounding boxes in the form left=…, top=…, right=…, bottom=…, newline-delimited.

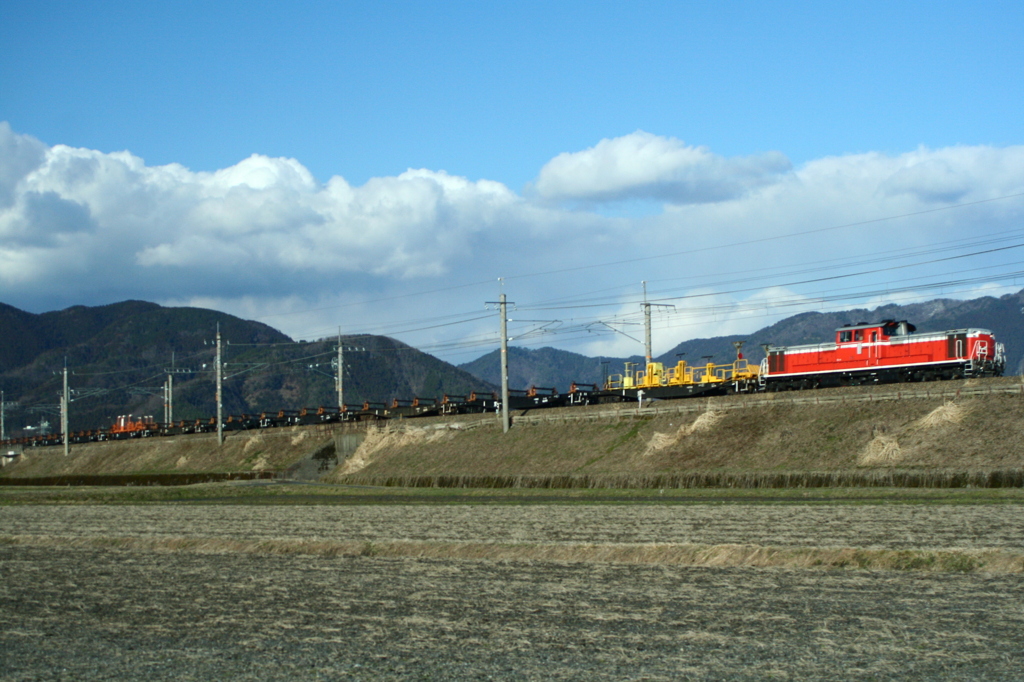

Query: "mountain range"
left=4, top=289, right=1022, bottom=436
left=0, top=301, right=496, bottom=436
left=459, top=290, right=1024, bottom=388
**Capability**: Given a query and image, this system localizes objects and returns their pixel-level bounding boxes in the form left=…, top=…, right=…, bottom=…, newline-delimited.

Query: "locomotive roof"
left=834, top=319, right=916, bottom=332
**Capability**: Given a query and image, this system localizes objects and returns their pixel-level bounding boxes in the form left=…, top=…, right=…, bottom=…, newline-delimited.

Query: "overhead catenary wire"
left=9, top=195, right=1024, bottom=413
left=500, top=192, right=1024, bottom=283
left=522, top=226, right=1024, bottom=310
left=246, top=191, right=1024, bottom=333
left=516, top=242, right=1024, bottom=311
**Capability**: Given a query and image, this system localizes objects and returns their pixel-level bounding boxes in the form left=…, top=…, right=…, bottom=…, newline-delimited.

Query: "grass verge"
left=3, top=534, right=1021, bottom=573
left=2, top=481, right=1024, bottom=505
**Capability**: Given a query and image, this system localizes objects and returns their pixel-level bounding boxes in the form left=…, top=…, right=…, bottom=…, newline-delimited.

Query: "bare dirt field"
left=3, top=546, right=1023, bottom=680
left=5, top=502, right=1024, bottom=551
left=2, top=501, right=1024, bottom=680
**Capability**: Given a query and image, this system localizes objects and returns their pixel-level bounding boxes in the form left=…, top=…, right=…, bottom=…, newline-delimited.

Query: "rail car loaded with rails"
left=1, top=319, right=1007, bottom=449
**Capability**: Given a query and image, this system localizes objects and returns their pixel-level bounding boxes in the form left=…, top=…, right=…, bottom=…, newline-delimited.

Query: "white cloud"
left=532, top=130, right=792, bottom=205
left=878, top=145, right=1024, bottom=204
left=0, top=126, right=536, bottom=304
left=2, top=123, right=1024, bottom=362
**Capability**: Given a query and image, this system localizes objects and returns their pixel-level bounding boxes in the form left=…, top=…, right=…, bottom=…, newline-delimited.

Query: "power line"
left=501, top=191, right=1024, bottom=282
left=241, top=191, right=1024, bottom=331
left=517, top=243, right=1024, bottom=311
left=522, top=226, right=1024, bottom=310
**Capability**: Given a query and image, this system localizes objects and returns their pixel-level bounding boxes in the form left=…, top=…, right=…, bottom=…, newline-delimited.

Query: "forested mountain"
left=459, top=290, right=1024, bottom=390
left=0, top=301, right=495, bottom=436
left=5, top=290, right=1020, bottom=437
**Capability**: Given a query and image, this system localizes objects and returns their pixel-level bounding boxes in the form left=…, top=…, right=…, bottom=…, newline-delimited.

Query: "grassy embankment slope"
left=0, top=425, right=339, bottom=479
left=328, top=377, right=1024, bottom=487
left=4, top=377, right=1024, bottom=486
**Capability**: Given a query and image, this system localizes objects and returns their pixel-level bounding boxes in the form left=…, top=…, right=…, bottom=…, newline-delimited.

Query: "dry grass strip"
left=4, top=534, right=1022, bottom=573
left=338, top=469, right=1024, bottom=489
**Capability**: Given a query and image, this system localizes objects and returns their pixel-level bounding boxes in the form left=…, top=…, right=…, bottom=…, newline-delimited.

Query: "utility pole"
left=337, top=329, right=344, bottom=408
left=163, top=352, right=189, bottom=426
left=167, top=351, right=176, bottom=425
left=166, top=373, right=174, bottom=424
left=317, top=335, right=364, bottom=408
left=640, top=281, right=673, bottom=367
left=499, top=293, right=510, bottom=433
left=643, top=281, right=652, bottom=363
left=216, top=325, right=223, bottom=447
left=62, top=365, right=69, bottom=457
left=0, top=391, right=16, bottom=441
left=486, top=290, right=513, bottom=433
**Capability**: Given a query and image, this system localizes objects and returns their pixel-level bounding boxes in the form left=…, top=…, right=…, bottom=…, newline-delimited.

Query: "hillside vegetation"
left=0, top=301, right=495, bottom=435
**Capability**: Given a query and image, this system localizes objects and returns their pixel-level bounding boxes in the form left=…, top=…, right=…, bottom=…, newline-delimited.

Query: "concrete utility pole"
left=643, top=281, right=652, bottom=363
left=62, top=365, right=69, bottom=457
left=640, top=281, right=673, bottom=367
left=1, top=392, right=20, bottom=442
left=216, top=325, right=223, bottom=447
left=337, top=330, right=344, bottom=408
left=486, top=290, right=513, bottom=433
left=162, top=352, right=185, bottom=426
left=500, top=293, right=510, bottom=433
left=166, top=373, right=174, bottom=424
left=1, top=391, right=5, bottom=441
left=323, top=336, right=365, bottom=409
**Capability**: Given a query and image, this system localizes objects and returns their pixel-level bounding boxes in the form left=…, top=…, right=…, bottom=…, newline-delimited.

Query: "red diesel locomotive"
left=760, top=320, right=1006, bottom=390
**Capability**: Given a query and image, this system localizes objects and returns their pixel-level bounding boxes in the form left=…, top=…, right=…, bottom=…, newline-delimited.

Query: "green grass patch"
left=606, top=418, right=651, bottom=453
left=575, top=455, right=606, bottom=471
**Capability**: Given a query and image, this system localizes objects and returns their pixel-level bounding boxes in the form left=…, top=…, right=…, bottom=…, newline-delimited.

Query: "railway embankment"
left=4, top=376, right=1024, bottom=487
left=329, top=376, right=1024, bottom=488
left=0, top=425, right=366, bottom=483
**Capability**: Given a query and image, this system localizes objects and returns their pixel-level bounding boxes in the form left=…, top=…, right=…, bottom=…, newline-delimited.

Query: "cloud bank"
left=2, top=122, right=1023, bottom=358
left=0, top=123, right=531, bottom=299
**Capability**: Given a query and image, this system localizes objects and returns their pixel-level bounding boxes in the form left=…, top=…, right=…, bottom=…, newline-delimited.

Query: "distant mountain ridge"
left=658, top=290, right=1024, bottom=373
left=5, top=291, right=1021, bottom=436
left=0, top=301, right=495, bottom=435
left=459, top=290, right=1024, bottom=390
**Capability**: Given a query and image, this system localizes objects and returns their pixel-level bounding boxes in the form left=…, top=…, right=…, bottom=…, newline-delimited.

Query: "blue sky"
left=6, top=1, right=1022, bottom=187
left=3, top=1, right=1024, bottom=361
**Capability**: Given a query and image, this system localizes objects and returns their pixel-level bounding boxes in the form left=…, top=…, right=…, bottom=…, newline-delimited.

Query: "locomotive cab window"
left=839, top=330, right=853, bottom=343
left=854, top=330, right=863, bottom=342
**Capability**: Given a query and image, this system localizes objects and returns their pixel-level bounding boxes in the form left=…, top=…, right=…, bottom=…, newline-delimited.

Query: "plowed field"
left=3, top=503, right=1024, bottom=680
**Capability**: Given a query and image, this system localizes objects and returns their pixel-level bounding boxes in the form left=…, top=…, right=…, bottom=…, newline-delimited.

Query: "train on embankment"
left=2, top=319, right=1007, bottom=448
